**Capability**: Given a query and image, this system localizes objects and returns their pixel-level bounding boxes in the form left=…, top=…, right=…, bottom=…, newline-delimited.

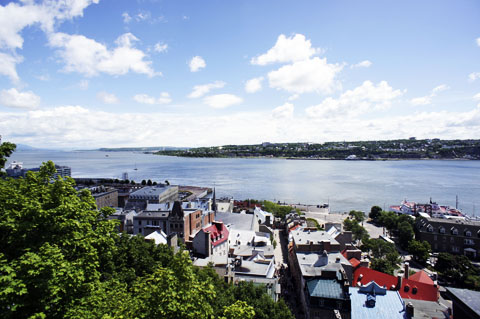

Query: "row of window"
left=425, top=225, right=479, bottom=237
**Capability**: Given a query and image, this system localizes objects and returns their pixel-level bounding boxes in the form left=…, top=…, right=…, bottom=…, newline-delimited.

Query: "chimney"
left=405, top=262, right=409, bottom=279
left=397, top=275, right=403, bottom=290
left=406, top=302, right=414, bottom=319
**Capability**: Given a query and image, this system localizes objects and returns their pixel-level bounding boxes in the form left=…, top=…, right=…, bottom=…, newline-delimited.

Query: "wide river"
left=7, top=150, right=480, bottom=215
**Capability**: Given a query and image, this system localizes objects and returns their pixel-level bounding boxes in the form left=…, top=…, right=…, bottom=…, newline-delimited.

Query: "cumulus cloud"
left=0, top=88, right=40, bottom=109
left=410, top=84, right=449, bottom=106
left=154, top=42, right=168, bottom=53
left=189, top=56, right=206, bottom=72
left=351, top=60, right=372, bottom=68
left=268, top=57, right=343, bottom=94
left=188, top=81, right=225, bottom=98
left=97, top=91, right=119, bottom=104
left=271, top=102, right=294, bottom=119
left=477, top=37, right=480, bottom=47
left=251, top=34, right=321, bottom=65
left=469, top=72, right=480, bottom=82
left=2, top=104, right=480, bottom=149
left=0, top=52, right=22, bottom=82
left=48, top=32, right=157, bottom=77
left=306, top=80, right=403, bottom=118
left=245, top=77, right=263, bottom=93
left=133, top=92, right=171, bottom=105
left=474, top=93, right=480, bottom=101
left=0, top=0, right=99, bottom=82
left=203, top=94, right=242, bottom=109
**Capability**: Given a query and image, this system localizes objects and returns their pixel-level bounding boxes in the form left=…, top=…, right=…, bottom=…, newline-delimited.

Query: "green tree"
left=147, top=179, right=152, bottom=186
left=408, top=240, right=431, bottom=265
left=0, top=161, right=119, bottom=319
left=0, top=140, right=16, bottom=174
left=369, top=206, right=382, bottom=221
left=398, top=221, right=415, bottom=249
left=349, top=210, right=365, bottom=223
left=221, top=300, right=255, bottom=319
left=141, top=179, right=146, bottom=185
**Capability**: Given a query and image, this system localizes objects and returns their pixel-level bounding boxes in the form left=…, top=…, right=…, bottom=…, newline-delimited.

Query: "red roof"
left=289, top=224, right=301, bottom=232
left=204, top=222, right=229, bottom=247
left=409, top=270, right=435, bottom=285
left=353, top=267, right=438, bottom=301
left=349, top=258, right=361, bottom=268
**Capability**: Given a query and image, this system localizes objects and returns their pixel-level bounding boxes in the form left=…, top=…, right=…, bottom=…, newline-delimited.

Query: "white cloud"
left=154, top=42, right=168, bottom=53
left=473, top=93, right=480, bottom=101
left=0, top=52, right=22, bottom=82
left=133, top=92, right=171, bottom=105
left=203, top=94, right=242, bottom=109
left=189, top=56, right=206, bottom=72
left=351, top=60, right=372, bottom=68
left=410, top=96, right=431, bottom=106
left=245, top=77, right=263, bottom=93
left=306, top=80, right=403, bottom=118
left=48, top=32, right=157, bottom=77
left=268, top=57, right=343, bottom=94
left=3, top=104, right=480, bottom=149
left=0, top=0, right=99, bottom=82
left=271, top=102, right=294, bottom=119
left=188, top=81, right=225, bottom=98
left=469, top=72, right=480, bottom=81
left=36, top=74, right=50, bottom=81
left=135, top=11, right=151, bottom=22
left=0, top=88, right=40, bottom=109
left=122, top=12, right=132, bottom=23
left=410, top=84, right=449, bottom=106
left=288, top=94, right=299, bottom=101
left=97, top=91, right=119, bottom=104
left=251, top=34, right=321, bottom=65
left=476, top=37, right=480, bottom=47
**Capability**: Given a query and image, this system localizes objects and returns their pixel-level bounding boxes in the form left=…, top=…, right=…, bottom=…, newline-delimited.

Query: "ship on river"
left=390, top=199, right=465, bottom=219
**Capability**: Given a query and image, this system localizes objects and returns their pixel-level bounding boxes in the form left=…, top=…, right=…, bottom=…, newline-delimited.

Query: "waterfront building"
left=6, top=162, right=71, bottom=179
left=415, top=217, right=480, bottom=259
left=90, top=186, right=118, bottom=209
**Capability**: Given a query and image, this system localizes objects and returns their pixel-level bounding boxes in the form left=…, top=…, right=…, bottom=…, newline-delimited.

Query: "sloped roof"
left=204, top=222, right=229, bottom=247
left=349, top=258, right=361, bottom=268
left=353, top=267, right=438, bottom=301
left=409, top=270, right=434, bottom=285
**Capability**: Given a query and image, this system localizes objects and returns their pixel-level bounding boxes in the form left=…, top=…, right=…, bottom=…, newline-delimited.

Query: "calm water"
left=7, top=150, right=480, bottom=215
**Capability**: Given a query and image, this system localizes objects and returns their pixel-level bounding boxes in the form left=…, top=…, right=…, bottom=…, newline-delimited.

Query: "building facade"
left=415, top=217, right=480, bottom=259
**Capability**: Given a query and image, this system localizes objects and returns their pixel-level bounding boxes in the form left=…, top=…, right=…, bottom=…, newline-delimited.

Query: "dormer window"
left=465, top=230, right=472, bottom=237
left=439, top=227, right=445, bottom=234
left=451, top=228, right=458, bottom=235
left=427, top=225, right=433, bottom=232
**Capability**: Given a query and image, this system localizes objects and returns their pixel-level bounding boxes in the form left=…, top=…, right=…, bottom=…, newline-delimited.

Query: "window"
left=439, top=227, right=445, bottom=234
left=427, top=225, right=433, bottom=232
left=451, top=228, right=458, bottom=235
left=451, top=246, right=459, bottom=253
left=139, top=220, right=142, bottom=226
left=464, top=239, right=474, bottom=245
left=465, top=230, right=472, bottom=237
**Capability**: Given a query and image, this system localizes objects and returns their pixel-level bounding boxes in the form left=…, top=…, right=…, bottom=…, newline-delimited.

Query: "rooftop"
left=447, top=287, right=480, bottom=317
left=291, top=229, right=339, bottom=246
left=130, top=185, right=175, bottom=197
left=216, top=212, right=256, bottom=231
left=307, top=278, right=347, bottom=300
left=204, top=221, right=229, bottom=247
left=350, top=285, right=406, bottom=319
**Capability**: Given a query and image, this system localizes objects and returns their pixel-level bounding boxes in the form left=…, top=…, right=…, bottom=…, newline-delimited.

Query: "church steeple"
left=212, top=187, right=217, bottom=216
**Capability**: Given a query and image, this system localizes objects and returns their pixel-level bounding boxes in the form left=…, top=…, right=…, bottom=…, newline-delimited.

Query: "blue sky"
left=0, top=0, right=479, bottom=149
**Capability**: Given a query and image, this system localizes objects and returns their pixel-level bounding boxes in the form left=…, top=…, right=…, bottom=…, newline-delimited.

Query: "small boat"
left=134, top=163, right=138, bottom=171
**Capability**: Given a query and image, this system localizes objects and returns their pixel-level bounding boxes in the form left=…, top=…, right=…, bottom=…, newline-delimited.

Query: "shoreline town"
left=5, top=160, right=480, bottom=318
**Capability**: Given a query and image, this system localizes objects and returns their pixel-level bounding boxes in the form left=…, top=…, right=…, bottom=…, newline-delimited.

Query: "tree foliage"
left=263, top=201, right=293, bottom=219
left=0, top=150, right=294, bottom=318
left=369, top=205, right=382, bottom=221
left=435, top=252, right=480, bottom=290
left=408, top=240, right=431, bottom=265
left=363, top=239, right=400, bottom=275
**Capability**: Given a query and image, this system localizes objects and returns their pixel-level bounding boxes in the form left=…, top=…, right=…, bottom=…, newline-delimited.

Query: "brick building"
left=415, top=217, right=480, bottom=259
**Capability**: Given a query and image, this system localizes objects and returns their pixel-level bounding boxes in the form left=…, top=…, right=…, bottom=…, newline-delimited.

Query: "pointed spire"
left=212, top=186, right=217, bottom=214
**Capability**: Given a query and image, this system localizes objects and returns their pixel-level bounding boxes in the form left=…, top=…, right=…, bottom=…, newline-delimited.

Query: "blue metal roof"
left=350, top=287, right=406, bottom=319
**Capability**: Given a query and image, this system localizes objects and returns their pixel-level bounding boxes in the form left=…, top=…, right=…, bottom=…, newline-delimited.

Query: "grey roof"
left=350, top=287, right=406, bottom=319
left=136, top=211, right=169, bottom=218
left=233, top=245, right=274, bottom=257
left=401, top=298, right=448, bottom=319
left=307, top=278, right=346, bottom=300
left=447, top=288, right=480, bottom=316
left=216, top=212, right=255, bottom=231
left=292, top=229, right=339, bottom=246
left=235, top=259, right=275, bottom=278
left=297, top=252, right=350, bottom=277
left=130, top=185, right=174, bottom=197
